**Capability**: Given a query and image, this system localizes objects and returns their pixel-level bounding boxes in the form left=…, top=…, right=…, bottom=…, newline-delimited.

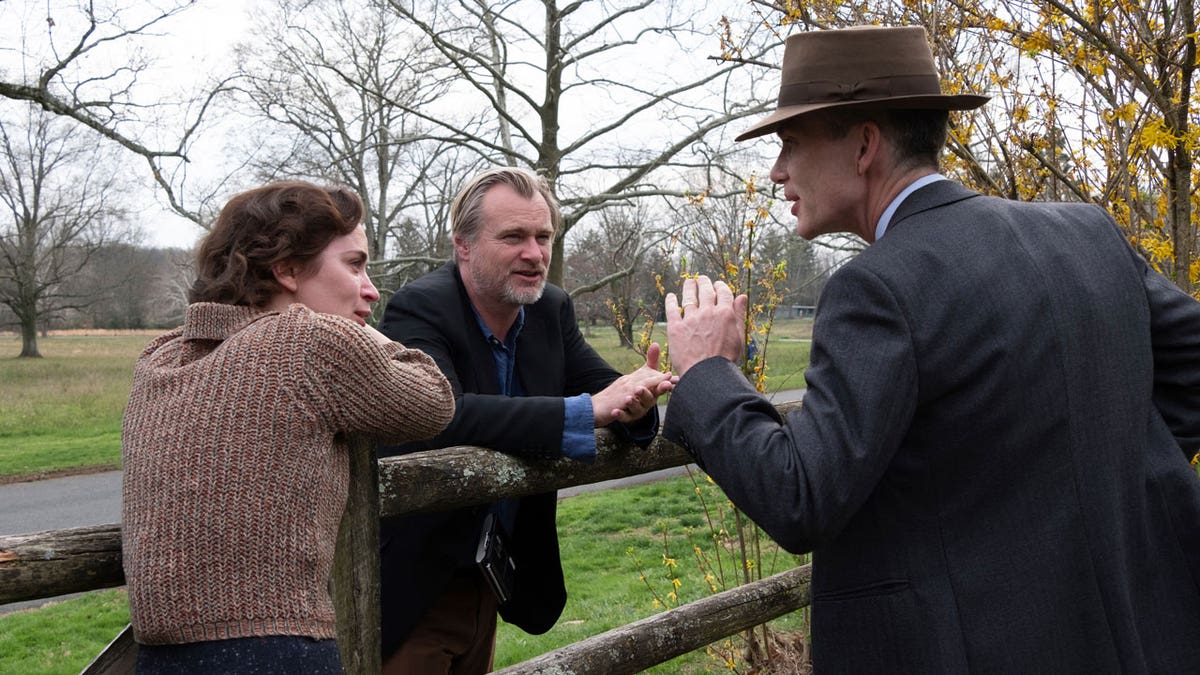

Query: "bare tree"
left=381, top=0, right=777, bottom=285
left=0, top=104, right=130, bottom=357
left=564, top=204, right=677, bottom=347
left=0, top=0, right=232, bottom=225
left=232, top=0, right=472, bottom=269
left=66, top=244, right=190, bottom=329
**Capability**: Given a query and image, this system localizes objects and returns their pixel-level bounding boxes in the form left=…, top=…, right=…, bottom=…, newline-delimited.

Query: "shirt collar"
left=470, top=301, right=525, bottom=349
left=874, top=173, right=946, bottom=241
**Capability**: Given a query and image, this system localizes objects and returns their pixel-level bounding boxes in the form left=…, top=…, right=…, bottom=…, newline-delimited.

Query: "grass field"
left=0, top=474, right=810, bottom=674
left=0, top=321, right=811, bottom=480
left=0, top=333, right=158, bottom=479
left=580, top=319, right=814, bottom=394
left=0, top=589, right=130, bottom=675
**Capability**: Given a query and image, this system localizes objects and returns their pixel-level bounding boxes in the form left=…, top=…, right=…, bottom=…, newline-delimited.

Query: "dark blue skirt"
left=136, top=636, right=342, bottom=674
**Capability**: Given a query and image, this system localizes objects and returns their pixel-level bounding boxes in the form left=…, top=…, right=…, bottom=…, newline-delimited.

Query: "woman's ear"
left=272, top=261, right=300, bottom=293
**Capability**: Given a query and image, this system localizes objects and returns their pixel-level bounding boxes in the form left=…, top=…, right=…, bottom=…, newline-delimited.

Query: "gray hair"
left=450, top=167, right=561, bottom=260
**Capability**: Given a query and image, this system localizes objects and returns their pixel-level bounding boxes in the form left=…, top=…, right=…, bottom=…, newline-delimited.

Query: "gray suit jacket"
left=664, top=181, right=1200, bottom=673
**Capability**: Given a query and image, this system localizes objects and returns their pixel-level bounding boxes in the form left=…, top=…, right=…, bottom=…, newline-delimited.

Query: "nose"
left=362, top=275, right=380, bottom=302
left=769, top=151, right=787, bottom=185
left=520, top=237, right=544, bottom=261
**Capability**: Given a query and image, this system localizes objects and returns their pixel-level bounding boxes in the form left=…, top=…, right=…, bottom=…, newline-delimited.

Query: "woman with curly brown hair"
left=121, top=181, right=454, bottom=673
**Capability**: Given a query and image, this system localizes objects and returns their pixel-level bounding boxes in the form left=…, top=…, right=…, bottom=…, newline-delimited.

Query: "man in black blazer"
left=664, top=26, right=1200, bottom=673
left=378, top=167, right=675, bottom=674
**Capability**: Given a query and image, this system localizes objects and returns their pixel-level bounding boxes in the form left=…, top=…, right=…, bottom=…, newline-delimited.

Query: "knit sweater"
left=121, top=302, right=453, bottom=645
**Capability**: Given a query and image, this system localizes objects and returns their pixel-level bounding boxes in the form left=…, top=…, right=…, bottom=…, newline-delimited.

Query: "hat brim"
left=734, top=93, right=990, bottom=142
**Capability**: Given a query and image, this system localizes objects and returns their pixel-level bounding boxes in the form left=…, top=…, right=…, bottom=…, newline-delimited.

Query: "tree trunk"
left=19, top=315, right=41, bottom=358
left=1170, top=0, right=1195, bottom=295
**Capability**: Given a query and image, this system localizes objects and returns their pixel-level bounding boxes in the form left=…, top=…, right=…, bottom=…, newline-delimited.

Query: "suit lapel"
left=448, top=263, right=502, bottom=395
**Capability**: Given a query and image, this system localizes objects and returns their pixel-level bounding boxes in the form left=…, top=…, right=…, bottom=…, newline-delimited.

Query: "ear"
left=856, top=121, right=882, bottom=176
left=453, top=234, right=471, bottom=262
left=272, top=260, right=300, bottom=293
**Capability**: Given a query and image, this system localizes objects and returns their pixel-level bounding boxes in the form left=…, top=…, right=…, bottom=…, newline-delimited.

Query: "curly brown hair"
left=189, top=181, right=364, bottom=307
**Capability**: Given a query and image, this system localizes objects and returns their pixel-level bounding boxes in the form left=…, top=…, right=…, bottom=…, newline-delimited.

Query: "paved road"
left=0, top=388, right=804, bottom=613
left=0, top=470, right=123, bottom=537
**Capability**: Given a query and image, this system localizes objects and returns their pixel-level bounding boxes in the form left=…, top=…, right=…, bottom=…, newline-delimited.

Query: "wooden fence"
left=0, top=401, right=811, bottom=674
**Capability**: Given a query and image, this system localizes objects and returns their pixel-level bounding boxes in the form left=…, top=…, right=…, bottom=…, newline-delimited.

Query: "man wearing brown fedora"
left=662, top=25, right=1200, bottom=673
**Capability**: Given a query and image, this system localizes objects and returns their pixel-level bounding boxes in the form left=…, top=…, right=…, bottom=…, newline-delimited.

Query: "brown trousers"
left=382, top=568, right=500, bottom=675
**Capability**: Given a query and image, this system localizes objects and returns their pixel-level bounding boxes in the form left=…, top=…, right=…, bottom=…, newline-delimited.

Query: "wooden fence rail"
left=0, top=401, right=809, bottom=673
left=494, top=564, right=812, bottom=675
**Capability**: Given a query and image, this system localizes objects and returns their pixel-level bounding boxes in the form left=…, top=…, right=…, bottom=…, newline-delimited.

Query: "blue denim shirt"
left=470, top=305, right=596, bottom=462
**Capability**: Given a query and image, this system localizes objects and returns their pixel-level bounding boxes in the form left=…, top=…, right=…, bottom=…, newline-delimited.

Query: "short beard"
left=503, top=279, right=546, bottom=305
left=469, top=262, right=546, bottom=306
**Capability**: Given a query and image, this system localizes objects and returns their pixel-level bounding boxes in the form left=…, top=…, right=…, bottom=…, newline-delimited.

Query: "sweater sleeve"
left=300, top=311, right=455, bottom=444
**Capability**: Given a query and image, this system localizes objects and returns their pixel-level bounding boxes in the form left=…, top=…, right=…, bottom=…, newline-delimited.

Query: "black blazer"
left=666, top=181, right=1200, bottom=673
left=378, top=263, right=656, bottom=657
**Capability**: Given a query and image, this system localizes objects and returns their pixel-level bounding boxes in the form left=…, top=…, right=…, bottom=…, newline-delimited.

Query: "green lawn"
left=0, top=589, right=130, bottom=675
left=581, top=319, right=813, bottom=394
left=0, top=474, right=810, bottom=674
left=0, top=334, right=156, bottom=478
left=0, top=322, right=811, bottom=480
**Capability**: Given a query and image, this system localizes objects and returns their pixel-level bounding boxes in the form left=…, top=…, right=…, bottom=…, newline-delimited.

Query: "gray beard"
left=503, top=280, right=546, bottom=305
left=471, top=264, right=546, bottom=306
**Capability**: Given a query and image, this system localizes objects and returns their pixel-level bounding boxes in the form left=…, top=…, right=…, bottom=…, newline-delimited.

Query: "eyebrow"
left=497, top=224, right=551, bottom=236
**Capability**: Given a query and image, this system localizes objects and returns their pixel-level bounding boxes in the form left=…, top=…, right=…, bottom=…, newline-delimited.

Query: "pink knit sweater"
left=121, top=302, right=453, bottom=645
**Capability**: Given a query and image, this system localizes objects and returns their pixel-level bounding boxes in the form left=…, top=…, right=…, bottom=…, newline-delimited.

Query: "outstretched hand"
left=665, top=275, right=748, bottom=377
left=592, top=342, right=678, bottom=426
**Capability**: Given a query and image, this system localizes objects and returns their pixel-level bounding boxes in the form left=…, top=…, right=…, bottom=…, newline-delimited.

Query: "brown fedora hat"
left=736, top=25, right=988, bottom=142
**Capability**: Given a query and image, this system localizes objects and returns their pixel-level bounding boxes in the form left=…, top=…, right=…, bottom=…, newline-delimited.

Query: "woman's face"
left=288, top=226, right=379, bottom=325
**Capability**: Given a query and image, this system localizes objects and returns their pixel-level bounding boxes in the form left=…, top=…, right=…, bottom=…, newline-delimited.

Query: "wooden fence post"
left=331, top=435, right=381, bottom=675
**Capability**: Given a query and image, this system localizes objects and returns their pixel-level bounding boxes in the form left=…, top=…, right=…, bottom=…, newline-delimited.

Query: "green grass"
left=0, top=334, right=157, bottom=478
left=0, top=322, right=812, bottom=480
left=496, top=473, right=810, bottom=671
left=583, top=319, right=813, bottom=396
left=0, top=589, right=130, bottom=675
left=0, top=476, right=809, bottom=673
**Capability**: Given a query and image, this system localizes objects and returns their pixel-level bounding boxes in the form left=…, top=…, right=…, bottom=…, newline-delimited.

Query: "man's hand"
left=592, top=342, right=677, bottom=426
left=665, top=275, right=748, bottom=377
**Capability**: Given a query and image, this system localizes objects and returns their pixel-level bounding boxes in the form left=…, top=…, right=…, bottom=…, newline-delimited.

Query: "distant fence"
left=0, top=401, right=811, bottom=674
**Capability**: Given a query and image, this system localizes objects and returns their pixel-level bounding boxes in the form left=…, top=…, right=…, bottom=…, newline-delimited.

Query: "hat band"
left=777, top=73, right=943, bottom=106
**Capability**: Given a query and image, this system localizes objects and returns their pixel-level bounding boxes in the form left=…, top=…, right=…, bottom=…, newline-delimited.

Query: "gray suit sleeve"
left=1141, top=254, right=1200, bottom=456
left=663, top=265, right=918, bottom=553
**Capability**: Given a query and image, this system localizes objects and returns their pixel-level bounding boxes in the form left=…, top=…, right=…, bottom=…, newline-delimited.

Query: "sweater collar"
left=182, top=302, right=272, bottom=341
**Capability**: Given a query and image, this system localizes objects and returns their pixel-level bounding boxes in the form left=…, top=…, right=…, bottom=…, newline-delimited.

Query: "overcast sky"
left=144, top=0, right=254, bottom=249
left=0, top=0, right=255, bottom=249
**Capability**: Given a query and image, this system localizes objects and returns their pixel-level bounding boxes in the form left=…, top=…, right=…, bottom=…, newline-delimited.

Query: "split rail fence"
left=0, top=401, right=811, bottom=674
